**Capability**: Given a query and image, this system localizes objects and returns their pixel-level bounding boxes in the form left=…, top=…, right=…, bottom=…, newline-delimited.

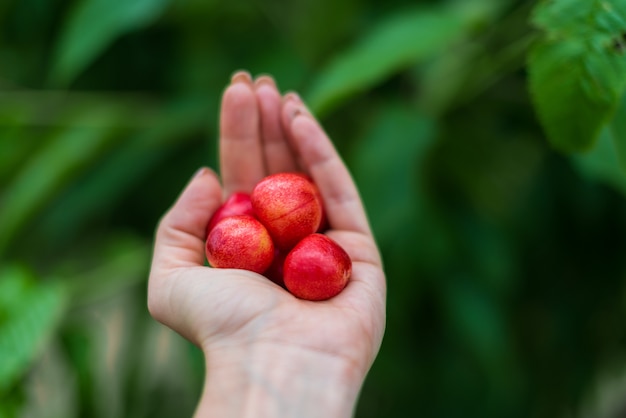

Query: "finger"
left=282, top=94, right=372, bottom=236
left=254, top=75, right=298, bottom=173
left=151, top=167, right=222, bottom=272
left=220, top=71, right=265, bottom=196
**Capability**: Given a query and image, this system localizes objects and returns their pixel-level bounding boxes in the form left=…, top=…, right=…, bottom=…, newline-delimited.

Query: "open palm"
left=148, top=72, right=386, bottom=387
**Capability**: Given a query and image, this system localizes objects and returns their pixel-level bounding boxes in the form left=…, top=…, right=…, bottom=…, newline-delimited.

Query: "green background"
left=2, top=0, right=626, bottom=417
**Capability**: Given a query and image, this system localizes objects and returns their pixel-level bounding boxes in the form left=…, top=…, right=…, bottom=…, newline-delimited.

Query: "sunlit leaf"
left=528, top=0, right=626, bottom=152
left=50, top=0, right=172, bottom=86
left=0, top=266, right=67, bottom=394
left=307, top=7, right=466, bottom=115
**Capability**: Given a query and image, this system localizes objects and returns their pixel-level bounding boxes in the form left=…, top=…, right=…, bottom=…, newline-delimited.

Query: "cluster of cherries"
left=205, top=173, right=351, bottom=301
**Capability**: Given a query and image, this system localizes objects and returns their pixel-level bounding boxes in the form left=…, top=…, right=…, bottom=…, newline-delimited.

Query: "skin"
left=148, top=71, right=386, bottom=418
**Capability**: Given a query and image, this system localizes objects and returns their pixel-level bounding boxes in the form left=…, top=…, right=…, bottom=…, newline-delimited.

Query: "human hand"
left=148, top=71, right=386, bottom=418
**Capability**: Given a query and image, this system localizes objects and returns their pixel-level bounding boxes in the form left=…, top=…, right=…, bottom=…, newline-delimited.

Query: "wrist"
left=195, top=341, right=365, bottom=418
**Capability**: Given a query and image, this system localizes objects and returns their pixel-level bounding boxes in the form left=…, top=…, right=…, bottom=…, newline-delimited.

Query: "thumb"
left=148, top=167, right=224, bottom=343
left=151, top=167, right=222, bottom=272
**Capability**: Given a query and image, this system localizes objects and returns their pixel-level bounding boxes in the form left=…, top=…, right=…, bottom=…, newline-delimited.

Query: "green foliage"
left=3, top=0, right=626, bottom=416
left=0, top=107, right=124, bottom=254
left=350, top=104, right=434, bottom=246
left=610, top=93, right=626, bottom=170
left=528, top=0, right=626, bottom=152
left=0, top=266, right=67, bottom=394
left=51, top=0, right=172, bottom=86
left=308, top=6, right=466, bottom=115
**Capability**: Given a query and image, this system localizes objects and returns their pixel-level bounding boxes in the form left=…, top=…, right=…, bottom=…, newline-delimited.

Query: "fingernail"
left=284, top=91, right=302, bottom=103
left=231, top=70, right=252, bottom=85
left=192, top=167, right=209, bottom=180
left=254, top=75, right=277, bottom=89
left=289, top=105, right=304, bottom=122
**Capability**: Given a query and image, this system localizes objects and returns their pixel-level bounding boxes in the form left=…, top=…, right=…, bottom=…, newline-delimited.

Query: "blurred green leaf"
left=459, top=218, right=518, bottom=298
left=532, top=0, right=626, bottom=34
left=0, top=266, right=67, bottom=394
left=350, top=103, right=435, bottom=246
left=307, top=7, right=465, bottom=115
left=0, top=396, right=22, bottom=418
left=62, top=234, right=151, bottom=308
left=610, top=93, right=626, bottom=171
left=573, top=92, right=626, bottom=195
left=441, top=276, right=522, bottom=410
left=419, top=28, right=535, bottom=116
left=0, top=91, right=159, bottom=128
left=0, top=106, right=125, bottom=255
left=50, top=0, right=172, bottom=86
left=442, top=277, right=514, bottom=373
left=572, top=127, right=626, bottom=196
left=570, top=95, right=626, bottom=194
left=0, top=134, right=37, bottom=185
left=38, top=100, right=212, bottom=244
left=448, top=0, right=514, bottom=27
left=528, top=0, right=626, bottom=152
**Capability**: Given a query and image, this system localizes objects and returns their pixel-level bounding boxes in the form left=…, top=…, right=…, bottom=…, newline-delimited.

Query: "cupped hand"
left=147, top=71, right=386, bottom=387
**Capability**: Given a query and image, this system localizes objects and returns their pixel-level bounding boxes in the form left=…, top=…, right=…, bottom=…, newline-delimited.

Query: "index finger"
left=281, top=94, right=372, bottom=236
left=220, top=72, right=266, bottom=196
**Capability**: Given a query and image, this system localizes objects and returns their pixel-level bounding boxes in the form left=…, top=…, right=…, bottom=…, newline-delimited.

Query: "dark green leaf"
left=576, top=93, right=626, bottom=193
left=350, top=103, right=435, bottom=246
left=572, top=127, right=626, bottom=195
left=0, top=106, right=124, bottom=255
left=610, top=93, right=626, bottom=170
left=442, top=277, right=518, bottom=387
left=528, top=0, right=626, bottom=152
left=50, top=0, right=172, bottom=86
left=38, top=100, right=212, bottom=243
left=307, top=7, right=466, bottom=116
left=532, top=0, right=626, bottom=35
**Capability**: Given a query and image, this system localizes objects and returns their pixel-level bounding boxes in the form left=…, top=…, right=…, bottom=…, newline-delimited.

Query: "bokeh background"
left=2, top=0, right=626, bottom=417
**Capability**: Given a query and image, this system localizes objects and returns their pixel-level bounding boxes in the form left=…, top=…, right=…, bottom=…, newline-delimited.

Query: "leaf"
left=349, top=104, right=435, bottom=247
left=62, top=234, right=152, bottom=308
left=307, top=7, right=466, bottom=116
left=0, top=266, right=67, bottom=394
left=0, top=105, right=124, bottom=255
left=610, top=93, right=626, bottom=170
left=570, top=95, right=626, bottom=195
left=37, top=100, right=212, bottom=244
left=571, top=127, right=626, bottom=196
left=50, top=0, right=171, bottom=86
left=528, top=0, right=626, bottom=152
left=532, top=0, right=626, bottom=35
left=441, top=277, right=518, bottom=387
